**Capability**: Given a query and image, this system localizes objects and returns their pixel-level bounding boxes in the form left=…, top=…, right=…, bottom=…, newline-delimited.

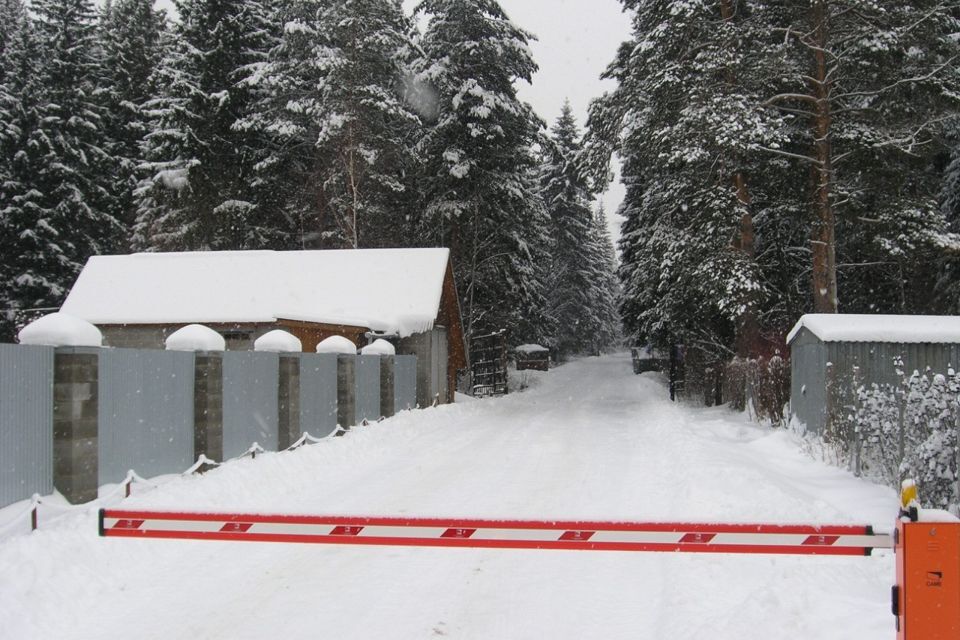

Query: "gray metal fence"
left=356, top=355, right=381, bottom=423
left=223, top=351, right=280, bottom=459
left=0, top=346, right=418, bottom=508
left=98, top=348, right=195, bottom=485
left=0, top=345, right=54, bottom=506
left=395, top=355, right=417, bottom=412
left=299, top=353, right=339, bottom=437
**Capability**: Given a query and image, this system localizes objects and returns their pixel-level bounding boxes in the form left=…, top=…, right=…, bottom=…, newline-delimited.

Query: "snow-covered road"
left=0, top=353, right=897, bottom=639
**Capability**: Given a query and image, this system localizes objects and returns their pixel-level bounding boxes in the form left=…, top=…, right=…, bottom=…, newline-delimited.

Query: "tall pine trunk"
left=719, top=0, right=760, bottom=356
left=810, top=0, right=838, bottom=313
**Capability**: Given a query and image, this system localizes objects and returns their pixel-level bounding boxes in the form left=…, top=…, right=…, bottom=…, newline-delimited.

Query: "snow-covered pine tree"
left=584, top=0, right=787, bottom=372
left=97, top=0, right=167, bottom=239
left=0, top=0, right=34, bottom=339
left=539, top=101, right=614, bottom=359
left=134, top=0, right=278, bottom=251
left=2, top=0, right=121, bottom=335
left=415, top=0, right=551, bottom=347
left=238, top=0, right=422, bottom=249
left=589, top=203, right=623, bottom=352
left=763, top=1, right=960, bottom=314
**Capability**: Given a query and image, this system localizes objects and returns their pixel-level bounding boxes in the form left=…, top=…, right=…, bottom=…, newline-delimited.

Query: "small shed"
left=787, top=314, right=960, bottom=434
left=515, top=344, right=549, bottom=371
left=60, top=248, right=467, bottom=405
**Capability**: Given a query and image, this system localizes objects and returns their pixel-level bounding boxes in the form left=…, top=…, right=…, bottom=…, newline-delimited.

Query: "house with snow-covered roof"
left=60, top=248, right=466, bottom=405
left=788, top=313, right=960, bottom=434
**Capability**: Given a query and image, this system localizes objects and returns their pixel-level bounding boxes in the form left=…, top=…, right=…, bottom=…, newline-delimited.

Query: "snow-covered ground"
left=0, top=353, right=897, bottom=639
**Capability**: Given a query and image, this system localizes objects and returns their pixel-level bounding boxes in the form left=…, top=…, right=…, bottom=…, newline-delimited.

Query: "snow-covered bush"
left=833, top=358, right=960, bottom=514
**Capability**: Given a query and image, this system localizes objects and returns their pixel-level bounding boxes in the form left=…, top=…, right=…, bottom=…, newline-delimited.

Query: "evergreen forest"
left=2, top=0, right=960, bottom=405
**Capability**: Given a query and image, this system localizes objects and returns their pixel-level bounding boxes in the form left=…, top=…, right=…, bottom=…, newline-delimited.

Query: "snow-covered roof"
left=61, top=249, right=451, bottom=338
left=787, top=314, right=960, bottom=344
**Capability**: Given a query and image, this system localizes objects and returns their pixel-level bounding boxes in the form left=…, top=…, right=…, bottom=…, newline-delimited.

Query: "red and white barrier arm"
left=99, top=509, right=892, bottom=556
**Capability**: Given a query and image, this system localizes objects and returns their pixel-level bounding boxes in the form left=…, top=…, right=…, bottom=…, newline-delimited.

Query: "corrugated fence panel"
left=355, top=355, right=381, bottom=422
left=0, top=344, right=54, bottom=508
left=223, top=351, right=280, bottom=458
left=98, top=348, right=195, bottom=485
left=299, top=353, right=338, bottom=437
left=394, top=355, right=417, bottom=412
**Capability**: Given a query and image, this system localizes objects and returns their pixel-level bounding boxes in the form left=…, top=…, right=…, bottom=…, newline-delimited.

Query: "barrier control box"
left=894, top=511, right=960, bottom=640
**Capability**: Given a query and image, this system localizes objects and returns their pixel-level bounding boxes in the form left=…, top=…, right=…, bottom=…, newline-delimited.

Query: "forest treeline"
left=584, top=0, right=960, bottom=405
left=4, top=0, right=960, bottom=404
left=0, top=0, right=620, bottom=358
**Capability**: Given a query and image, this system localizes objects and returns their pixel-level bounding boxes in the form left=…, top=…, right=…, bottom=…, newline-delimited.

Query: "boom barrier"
left=98, top=480, right=960, bottom=639
left=100, top=509, right=890, bottom=556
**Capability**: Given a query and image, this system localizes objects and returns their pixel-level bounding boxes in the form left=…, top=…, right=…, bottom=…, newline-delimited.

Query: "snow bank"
left=17, top=312, right=102, bottom=347
left=360, top=339, right=396, bottom=356
left=788, top=313, right=960, bottom=344
left=0, top=353, right=897, bottom=640
left=165, top=324, right=225, bottom=352
left=254, top=330, right=302, bottom=353
left=316, top=335, right=357, bottom=354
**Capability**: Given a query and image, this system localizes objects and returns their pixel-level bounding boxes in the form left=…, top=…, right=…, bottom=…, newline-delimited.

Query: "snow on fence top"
left=17, top=312, right=103, bottom=347
left=787, top=314, right=960, bottom=344
left=316, top=335, right=357, bottom=354
left=61, top=248, right=451, bottom=338
left=361, top=338, right=396, bottom=356
left=165, top=324, right=225, bottom=352
left=254, top=330, right=302, bottom=353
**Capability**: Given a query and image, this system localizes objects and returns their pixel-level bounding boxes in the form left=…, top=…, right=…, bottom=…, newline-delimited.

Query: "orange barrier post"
left=893, top=481, right=960, bottom=639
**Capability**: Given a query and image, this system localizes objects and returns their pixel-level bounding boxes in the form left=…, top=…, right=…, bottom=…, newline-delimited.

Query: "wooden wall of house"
left=277, top=320, right=368, bottom=353
left=438, top=260, right=466, bottom=401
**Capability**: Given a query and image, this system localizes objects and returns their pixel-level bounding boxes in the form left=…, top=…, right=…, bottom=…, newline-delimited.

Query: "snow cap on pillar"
left=360, top=339, right=396, bottom=356
left=316, top=335, right=357, bottom=354
left=165, top=324, right=225, bottom=352
left=254, top=329, right=302, bottom=353
left=17, top=312, right=103, bottom=347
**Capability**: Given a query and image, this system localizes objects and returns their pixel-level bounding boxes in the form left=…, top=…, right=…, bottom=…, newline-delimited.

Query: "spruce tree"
left=134, top=0, right=278, bottom=251
left=0, top=0, right=34, bottom=339
left=415, top=0, right=550, bottom=346
left=238, top=0, right=422, bottom=249
left=589, top=203, right=623, bottom=352
left=585, top=0, right=786, bottom=362
left=540, top=101, right=609, bottom=358
left=3, top=0, right=120, bottom=336
left=98, top=0, right=167, bottom=239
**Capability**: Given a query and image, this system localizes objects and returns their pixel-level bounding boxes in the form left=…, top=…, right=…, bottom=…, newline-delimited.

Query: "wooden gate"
left=470, top=330, right=508, bottom=397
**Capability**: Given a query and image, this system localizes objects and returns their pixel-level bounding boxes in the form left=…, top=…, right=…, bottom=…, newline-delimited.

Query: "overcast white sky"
left=152, top=0, right=632, bottom=242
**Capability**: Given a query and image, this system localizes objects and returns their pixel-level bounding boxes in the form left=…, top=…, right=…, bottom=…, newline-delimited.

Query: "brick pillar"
left=337, top=355, right=356, bottom=428
left=53, top=347, right=99, bottom=504
left=193, top=353, right=223, bottom=462
left=278, top=355, right=301, bottom=449
left=380, top=355, right=396, bottom=419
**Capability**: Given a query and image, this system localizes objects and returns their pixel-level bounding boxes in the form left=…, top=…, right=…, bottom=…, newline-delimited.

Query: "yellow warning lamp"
left=899, top=479, right=919, bottom=521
